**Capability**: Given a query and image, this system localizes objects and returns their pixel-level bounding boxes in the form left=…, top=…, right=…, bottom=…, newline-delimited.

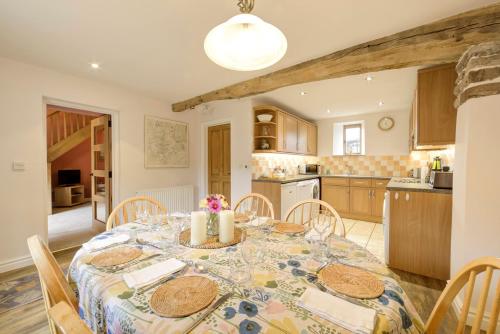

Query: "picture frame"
left=144, top=115, right=189, bottom=168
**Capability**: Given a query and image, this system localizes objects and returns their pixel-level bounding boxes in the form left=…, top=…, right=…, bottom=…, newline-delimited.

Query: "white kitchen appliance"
left=281, top=182, right=297, bottom=220
left=280, top=178, right=320, bottom=220
left=382, top=190, right=390, bottom=265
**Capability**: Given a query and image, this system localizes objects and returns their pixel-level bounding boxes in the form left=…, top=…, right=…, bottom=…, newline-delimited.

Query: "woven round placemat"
left=274, top=223, right=305, bottom=234
left=150, top=276, right=218, bottom=317
left=234, top=213, right=250, bottom=223
left=318, top=264, right=384, bottom=299
left=179, top=228, right=243, bottom=249
left=90, top=246, right=143, bottom=267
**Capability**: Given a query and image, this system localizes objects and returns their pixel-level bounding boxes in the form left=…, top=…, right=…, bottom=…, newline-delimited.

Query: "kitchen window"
left=332, top=121, right=365, bottom=155
left=344, top=123, right=362, bottom=155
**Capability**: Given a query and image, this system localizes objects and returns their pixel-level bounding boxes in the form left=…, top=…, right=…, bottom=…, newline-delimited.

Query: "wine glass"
left=310, top=211, right=333, bottom=261
left=240, top=241, right=264, bottom=286
left=258, top=217, right=273, bottom=237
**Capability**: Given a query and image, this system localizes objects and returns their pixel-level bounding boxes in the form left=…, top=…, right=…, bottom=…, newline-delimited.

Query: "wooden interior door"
left=208, top=124, right=231, bottom=203
left=91, top=115, right=112, bottom=231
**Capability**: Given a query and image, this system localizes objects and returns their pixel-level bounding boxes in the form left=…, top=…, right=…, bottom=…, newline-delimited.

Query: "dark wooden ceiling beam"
left=172, top=3, right=500, bottom=112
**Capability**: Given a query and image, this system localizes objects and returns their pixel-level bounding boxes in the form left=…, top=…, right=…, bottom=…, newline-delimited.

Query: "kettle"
left=431, top=156, right=442, bottom=171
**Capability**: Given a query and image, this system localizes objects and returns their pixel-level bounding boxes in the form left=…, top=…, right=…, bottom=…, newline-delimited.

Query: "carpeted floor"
left=48, top=202, right=99, bottom=251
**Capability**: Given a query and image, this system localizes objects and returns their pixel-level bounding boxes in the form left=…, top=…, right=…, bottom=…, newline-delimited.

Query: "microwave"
left=299, top=164, right=320, bottom=175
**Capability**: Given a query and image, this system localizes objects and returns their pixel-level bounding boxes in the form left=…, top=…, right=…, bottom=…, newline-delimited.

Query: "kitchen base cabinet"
left=388, top=190, right=452, bottom=280
left=349, top=187, right=372, bottom=217
left=321, top=177, right=389, bottom=223
left=322, top=184, right=350, bottom=215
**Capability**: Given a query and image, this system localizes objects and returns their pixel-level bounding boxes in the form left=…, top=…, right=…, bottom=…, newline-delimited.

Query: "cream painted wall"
left=197, top=100, right=253, bottom=205
left=0, top=57, right=199, bottom=271
left=452, top=94, right=500, bottom=325
left=317, top=110, right=410, bottom=156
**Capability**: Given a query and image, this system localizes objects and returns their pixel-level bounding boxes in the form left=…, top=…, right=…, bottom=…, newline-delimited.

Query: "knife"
left=182, top=292, right=233, bottom=334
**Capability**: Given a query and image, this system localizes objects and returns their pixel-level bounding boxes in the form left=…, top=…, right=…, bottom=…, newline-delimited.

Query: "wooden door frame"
left=42, top=97, right=120, bottom=241
left=200, top=119, right=232, bottom=203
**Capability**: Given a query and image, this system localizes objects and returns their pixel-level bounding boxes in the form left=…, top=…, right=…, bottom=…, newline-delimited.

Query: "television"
left=58, top=169, right=81, bottom=185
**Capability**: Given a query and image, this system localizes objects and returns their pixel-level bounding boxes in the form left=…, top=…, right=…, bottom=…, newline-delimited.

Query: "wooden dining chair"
left=425, top=256, right=500, bottom=334
left=284, top=199, right=346, bottom=238
left=49, top=302, right=92, bottom=334
left=106, top=196, right=167, bottom=231
left=233, top=193, right=275, bottom=219
left=27, top=235, right=79, bottom=334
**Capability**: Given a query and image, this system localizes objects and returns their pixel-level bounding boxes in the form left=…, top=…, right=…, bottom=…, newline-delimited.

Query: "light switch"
left=12, top=161, right=25, bottom=171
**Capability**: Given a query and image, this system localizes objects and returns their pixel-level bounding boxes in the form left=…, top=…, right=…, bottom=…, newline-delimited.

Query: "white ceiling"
left=253, top=67, right=419, bottom=120
left=0, top=0, right=495, bottom=109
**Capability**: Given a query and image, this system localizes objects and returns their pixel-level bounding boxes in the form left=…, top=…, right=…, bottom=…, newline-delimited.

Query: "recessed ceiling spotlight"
left=378, top=101, right=384, bottom=107
left=366, top=75, right=373, bottom=81
left=300, top=91, right=307, bottom=96
left=327, top=109, right=331, bottom=114
left=90, top=63, right=100, bottom=69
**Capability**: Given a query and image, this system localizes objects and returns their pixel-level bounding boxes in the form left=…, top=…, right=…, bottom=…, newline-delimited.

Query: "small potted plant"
left=199, top=194, right=230, bottom=236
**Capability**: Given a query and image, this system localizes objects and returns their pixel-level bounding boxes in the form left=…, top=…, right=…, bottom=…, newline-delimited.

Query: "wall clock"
left=378, top=116, right=395, bottom=131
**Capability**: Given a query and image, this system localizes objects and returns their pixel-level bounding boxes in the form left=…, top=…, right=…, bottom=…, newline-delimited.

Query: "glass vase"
left=207, top=212, right=219, bottom=236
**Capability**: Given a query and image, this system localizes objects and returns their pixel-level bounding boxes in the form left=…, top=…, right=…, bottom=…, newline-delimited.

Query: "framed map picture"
left=144, top=115, right=189, bottom=168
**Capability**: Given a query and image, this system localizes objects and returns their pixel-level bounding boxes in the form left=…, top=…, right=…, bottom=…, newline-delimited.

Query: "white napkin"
left=82, top=234, right=130, bottom=252
left=298, top=287, right=377, bottom=334
left=123, top=259, right=186, bottom=289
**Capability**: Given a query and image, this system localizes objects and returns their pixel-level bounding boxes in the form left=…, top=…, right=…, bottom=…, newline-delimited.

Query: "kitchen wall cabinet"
left=297, top=120, right=308, bottom=154
left=388, top=190, right=452, bottom=280
left=253, top=105, right=317, bottom=155
left=321, top=177, right=389, bottom=223
left=410, top=63, right=457, bottom=150
left=306, top=123, right=317, bottom=155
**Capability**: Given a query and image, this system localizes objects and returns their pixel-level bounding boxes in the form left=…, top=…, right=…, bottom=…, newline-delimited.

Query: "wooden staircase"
left=47, top=111, right=94, bottom=162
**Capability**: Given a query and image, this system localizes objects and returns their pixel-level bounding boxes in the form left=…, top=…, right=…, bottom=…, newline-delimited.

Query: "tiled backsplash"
left=252, top=149, right=454, bottom=179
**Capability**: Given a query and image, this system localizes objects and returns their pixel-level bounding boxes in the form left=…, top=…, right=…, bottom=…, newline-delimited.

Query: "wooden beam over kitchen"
left=172, top=3, right=500, bottom=112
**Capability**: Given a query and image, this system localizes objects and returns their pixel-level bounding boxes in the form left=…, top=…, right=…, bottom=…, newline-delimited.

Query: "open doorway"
left=46, top=104, right=112, bottom=251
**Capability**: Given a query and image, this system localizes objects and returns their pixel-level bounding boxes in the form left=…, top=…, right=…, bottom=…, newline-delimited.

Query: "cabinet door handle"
left=405, top=193, right=410, bottom=201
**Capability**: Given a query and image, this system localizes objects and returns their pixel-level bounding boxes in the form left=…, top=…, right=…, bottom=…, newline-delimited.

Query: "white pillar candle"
left=190, top=211, right=207, bottom=246
left=219, top=210, right=235, bottom=243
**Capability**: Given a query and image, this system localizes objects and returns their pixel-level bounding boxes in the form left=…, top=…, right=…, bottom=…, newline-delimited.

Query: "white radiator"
left=136, top=185, right=194, bottom=213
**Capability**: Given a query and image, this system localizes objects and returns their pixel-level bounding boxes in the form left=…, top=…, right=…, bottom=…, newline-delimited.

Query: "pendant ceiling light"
left=204, top=0, right=287, bottom=71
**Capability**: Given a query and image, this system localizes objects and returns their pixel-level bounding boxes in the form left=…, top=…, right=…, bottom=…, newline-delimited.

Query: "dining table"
left=69, top=220, right=425, bottom=334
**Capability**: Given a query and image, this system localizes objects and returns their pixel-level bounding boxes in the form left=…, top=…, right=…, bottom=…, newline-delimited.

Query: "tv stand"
left=54, top=184, right=85, bottom=207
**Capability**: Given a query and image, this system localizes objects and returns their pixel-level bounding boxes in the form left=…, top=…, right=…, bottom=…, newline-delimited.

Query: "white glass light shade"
left=204, top=14, right=287, bottom=71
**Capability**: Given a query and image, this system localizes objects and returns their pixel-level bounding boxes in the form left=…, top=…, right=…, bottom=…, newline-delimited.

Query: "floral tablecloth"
left=69, top=223, right=424, bottom=334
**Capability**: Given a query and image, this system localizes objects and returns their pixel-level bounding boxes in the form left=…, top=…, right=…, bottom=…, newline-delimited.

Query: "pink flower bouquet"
left=199, top=194, right=230, bottom=214
left=199, top=194, right=230, bottom=236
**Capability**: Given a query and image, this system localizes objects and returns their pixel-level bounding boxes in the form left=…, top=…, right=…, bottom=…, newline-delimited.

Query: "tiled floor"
left=343, top=219, right=385, bottom=261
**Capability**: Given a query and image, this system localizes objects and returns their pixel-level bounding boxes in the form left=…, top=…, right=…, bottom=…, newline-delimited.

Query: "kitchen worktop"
left=252, top=174, right=392, bottom=184
left=252, top=175, right=320, bottom=184
left=321, top=174, right=392, bottom=180
left=386, top=177, right=452, bottom=194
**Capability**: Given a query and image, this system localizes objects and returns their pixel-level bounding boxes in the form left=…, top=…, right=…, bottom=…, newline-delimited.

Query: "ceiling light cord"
left=237, top=0, right=255, bottom=13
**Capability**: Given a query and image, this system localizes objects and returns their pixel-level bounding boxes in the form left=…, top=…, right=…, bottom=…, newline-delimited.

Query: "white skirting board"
left=0, top=255, right=33, bottom=273
left=452, top=294, right=499, bottom=331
